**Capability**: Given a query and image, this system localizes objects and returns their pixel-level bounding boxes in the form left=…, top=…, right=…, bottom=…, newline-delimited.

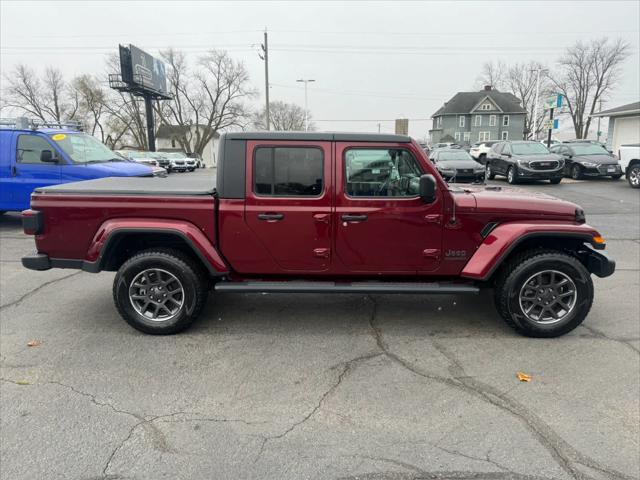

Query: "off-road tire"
left=507, top=166, right=518, bottom=184
left=113, top=249, right=209, bottom=334
left=493, top=249, right=593, bottom=337
left=486, top=162, right=496, bottom=180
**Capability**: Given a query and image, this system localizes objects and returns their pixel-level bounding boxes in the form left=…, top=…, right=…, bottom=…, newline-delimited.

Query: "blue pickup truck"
left=0, top=119, right=155, bottom=213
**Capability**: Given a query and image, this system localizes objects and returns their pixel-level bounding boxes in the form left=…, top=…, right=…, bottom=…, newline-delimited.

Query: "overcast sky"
left=1, top=0, right=639, bottom=139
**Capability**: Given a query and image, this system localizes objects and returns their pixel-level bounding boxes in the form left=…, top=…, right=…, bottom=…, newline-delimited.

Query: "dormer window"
left=481, top=103, right=492, bottom=110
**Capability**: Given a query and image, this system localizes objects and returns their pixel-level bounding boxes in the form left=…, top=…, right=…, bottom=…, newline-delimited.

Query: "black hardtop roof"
left=222, top=131, right=412, bottom=143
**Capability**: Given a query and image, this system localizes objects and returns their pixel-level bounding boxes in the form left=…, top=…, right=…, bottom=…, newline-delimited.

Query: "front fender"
left=85, top=218, right=228, bottom=276
left=460, top=222, right=602, bottom=281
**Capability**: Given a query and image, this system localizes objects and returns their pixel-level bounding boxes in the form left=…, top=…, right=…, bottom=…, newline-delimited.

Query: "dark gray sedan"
left=430, top=149, right=485, bottom=183
left=551, top=143, right=623, bottom=180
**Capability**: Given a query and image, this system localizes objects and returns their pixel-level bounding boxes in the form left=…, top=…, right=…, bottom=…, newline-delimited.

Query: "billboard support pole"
left=144, top=93, right=156, bottom=152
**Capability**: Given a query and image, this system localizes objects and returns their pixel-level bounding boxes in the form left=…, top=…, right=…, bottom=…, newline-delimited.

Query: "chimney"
left=484, top=85, right=492, bottom=91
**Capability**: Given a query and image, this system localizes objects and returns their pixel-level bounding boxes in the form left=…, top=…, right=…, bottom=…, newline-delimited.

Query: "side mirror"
left=419, top=174, right=437, bottom=204
left=40, top=150, right=59, bottom=163
left=503, top=152, right=512, bottom=158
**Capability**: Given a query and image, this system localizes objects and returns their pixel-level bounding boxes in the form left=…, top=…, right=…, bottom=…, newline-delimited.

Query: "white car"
left=619, top=144, right=640, bottom=188
left=469, top=141, right=498, bottom=164
left=115, top=150, right=159, bottom=167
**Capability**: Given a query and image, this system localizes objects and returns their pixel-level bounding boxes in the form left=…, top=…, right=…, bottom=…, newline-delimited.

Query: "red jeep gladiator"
left=21, top=132, right=615, bottom=337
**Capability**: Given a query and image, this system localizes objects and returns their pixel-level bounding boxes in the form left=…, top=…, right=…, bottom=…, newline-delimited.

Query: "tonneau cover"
left=34, top=174, right=217, bottom=196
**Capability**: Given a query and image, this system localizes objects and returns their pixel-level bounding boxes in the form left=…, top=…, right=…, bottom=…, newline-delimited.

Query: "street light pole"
left=532, top=68, right=542, bottom=141
left=296, top=78, right=315, bottom=131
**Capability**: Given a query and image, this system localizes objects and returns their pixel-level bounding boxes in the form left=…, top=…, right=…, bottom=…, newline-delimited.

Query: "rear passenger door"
left=244, top=141, right=333, bottom=272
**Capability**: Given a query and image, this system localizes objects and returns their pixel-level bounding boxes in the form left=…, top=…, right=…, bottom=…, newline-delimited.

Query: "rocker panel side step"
left=214, top=281, right=479, bottom=294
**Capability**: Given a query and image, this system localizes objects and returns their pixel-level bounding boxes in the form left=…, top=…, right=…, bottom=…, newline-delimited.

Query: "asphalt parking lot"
left=1, top=170, right=638, bottom=480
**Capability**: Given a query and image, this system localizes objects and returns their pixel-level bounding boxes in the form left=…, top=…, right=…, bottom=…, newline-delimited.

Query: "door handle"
left=11, top=166, right=17, bottom=177
left=258, top=213, right=284, bottom=221
left=313, top=213, right=330, bottom=224
left=424, top=214, right=442, bottom=224
left=341, top=214, right=368, bottom=222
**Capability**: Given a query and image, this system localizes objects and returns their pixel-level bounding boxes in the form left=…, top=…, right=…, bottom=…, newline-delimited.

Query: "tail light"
left=22, top=209, right=43, bottom=235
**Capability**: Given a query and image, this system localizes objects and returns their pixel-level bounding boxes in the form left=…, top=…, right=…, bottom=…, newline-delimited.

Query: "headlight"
left=581, top=162, right=598, bottom=167
left=474, top=167, right=485, bottom=173
left=516, top=159, right=529, bottom=166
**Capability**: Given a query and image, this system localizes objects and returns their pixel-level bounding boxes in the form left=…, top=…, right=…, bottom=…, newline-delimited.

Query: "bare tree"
left=475, top=61, right=507, bottom=90
left=71, top=75, right=107, bottom=141
left=156, top=48, right=255, bottom=155
left=253, top=101, right=312, bottom=131
left=2, top=65, right=77, bottom=121
left=549, top=38, right=629, bottom=139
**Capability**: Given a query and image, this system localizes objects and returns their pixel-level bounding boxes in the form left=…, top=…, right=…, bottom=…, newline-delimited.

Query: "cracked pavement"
left=1, top=176, right=638, bottom=480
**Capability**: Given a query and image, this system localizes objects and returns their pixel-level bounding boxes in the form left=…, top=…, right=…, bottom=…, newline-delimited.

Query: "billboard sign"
left=119, top=44, right=167, bottom=95
left=543, top=94, right=563, bottom=110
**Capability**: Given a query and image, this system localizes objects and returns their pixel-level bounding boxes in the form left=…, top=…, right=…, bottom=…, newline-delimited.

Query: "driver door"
left=334, top=143, right=444, bottom=274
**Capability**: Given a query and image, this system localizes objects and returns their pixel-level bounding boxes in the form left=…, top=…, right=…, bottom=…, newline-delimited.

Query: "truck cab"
left=0, top=118, right=154, bottom=212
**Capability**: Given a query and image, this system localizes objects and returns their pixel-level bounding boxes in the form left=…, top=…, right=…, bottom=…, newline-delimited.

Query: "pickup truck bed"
left=34, top=175, right=216, bottom=196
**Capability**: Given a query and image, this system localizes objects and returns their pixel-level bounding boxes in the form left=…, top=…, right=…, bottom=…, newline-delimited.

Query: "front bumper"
left=581, top=164, right=622, bottom=177
left=516, top=168, right=564, bottom=180
left=583, top=244, right=616, bottom=278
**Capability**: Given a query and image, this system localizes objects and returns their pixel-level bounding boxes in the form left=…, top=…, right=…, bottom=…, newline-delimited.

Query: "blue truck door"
left=11, top=133, right=62, bottom=210
left=0, top=131, right=15, bottom=210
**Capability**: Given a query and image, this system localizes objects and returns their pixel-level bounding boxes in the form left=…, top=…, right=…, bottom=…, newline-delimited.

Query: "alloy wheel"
left=630, top=166, right=640, bottom=187
left=129, top=268, right=185, bottom=321
left=571, top=165, right=581, bottom=180
left=518, top=270, right=577, bottom=325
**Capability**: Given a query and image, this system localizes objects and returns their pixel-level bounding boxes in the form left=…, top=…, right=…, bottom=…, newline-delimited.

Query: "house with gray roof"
left=591, top=101, right=640, bottom=154
left=429, top=86, right=526, bottom=146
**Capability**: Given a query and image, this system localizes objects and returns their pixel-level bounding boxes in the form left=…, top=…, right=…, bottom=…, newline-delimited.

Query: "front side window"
left=459, top=116, right=465, bottom=127
left=570, top=144, right=608, bottom=155
left=489, top=115, right=496, bottom=126
left=254, top=147, right=323, bottom=196
left=345, top=148, right=422, bottom=198
left=50, top=133, right=119, bottom=164
left=16, top=135, right=55, bottom=164
left=474, top=115, right=482, bottom=126
left=503, top=115, right=510, bottom=126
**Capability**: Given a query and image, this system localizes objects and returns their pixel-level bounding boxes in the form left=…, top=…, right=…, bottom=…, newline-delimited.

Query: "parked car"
left=549, top=143, right=622, bottom=180
left=21, top=132, right=614, bottom=338
left=469, top=141, right=498, bottom=164
left=118, top=150, right=171, bottom=171
left=485, top=141, right=564, bottom=185
left=161, top=152, right=193, bottom=172
left=187, top=153, right=204, bottom=168
left=430, top=149, right=485, bottom=183
left=0, top=119, right=156, bottom=213
left=618, top=144, right=640, bottom=188
left=431, top=142, right=454, bottom=151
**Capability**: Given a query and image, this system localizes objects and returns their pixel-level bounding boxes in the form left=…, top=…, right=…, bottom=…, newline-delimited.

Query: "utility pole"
left=296, top=78, right=315, bottom=131
left=260, top=29, right=270, bottom=130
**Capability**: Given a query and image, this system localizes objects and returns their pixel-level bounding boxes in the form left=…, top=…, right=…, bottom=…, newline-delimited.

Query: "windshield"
left=126, top=151, right=149, bottom=159
left=511, top=143, right=550, bottom=155
left=438, top=151, right=473, bottom=162
left=163, top=152, right=187, bottom=159
left=570, top=144, right=608, bottom=155
left=50, top=133, right=120, bottom=163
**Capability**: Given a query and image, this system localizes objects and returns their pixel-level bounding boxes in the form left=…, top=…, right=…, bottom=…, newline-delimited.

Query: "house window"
left=503, top=115, right=510, bottom=126
left=481, top=103, right=492, bottom=110
left=171, top=139, right=176, bottom=148
left=454, top=132, right=461, bottom=141
left=501, top=131, right=508, bottom=140
left=478, top=132, right=490, bottom=142
left=489, top=115, right=496, bottom=126
left=254, top=147, right=324, bottom=196
left=436, top=117, right=442, bottom=128
left=459, top=116, right=465, bottom=127
left=463, top=132, right=471, bottom=142
left=474, top=115, right=482, bottom=127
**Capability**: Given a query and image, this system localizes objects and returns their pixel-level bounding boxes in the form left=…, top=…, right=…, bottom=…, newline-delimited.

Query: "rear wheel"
left=507, top=166, right=518, bottom=184
left=629, top=164, right=640, bottom=188
left=571, top=164, right=583, bottom=180
left=494, top=249, right=593, bottom=337
left=486, top=162, right=495, bottom=180
left=113, top=249, right=209, bottom=334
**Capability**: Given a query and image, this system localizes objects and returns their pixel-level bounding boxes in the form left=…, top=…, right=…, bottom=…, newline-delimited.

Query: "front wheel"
left=486, top=162, right=496, bottom=180
left=494, top=250, right=593, bottom=337
left=629, top=165, right=640, bottom=188
left=113, top=249, right=209, bottom=334
left=507, top=166, right=518, bottom=184
left=571, top=164, right=583, bottom=180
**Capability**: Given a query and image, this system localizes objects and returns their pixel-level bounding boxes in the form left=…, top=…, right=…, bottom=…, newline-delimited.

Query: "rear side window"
left=16, top=135, right=54, bottom=164
left=253, top=147, right=323, bottom=196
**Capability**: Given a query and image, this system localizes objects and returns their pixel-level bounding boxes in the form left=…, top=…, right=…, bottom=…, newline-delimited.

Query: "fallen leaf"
left=16, top=380, right=31, bottom=385
left=26, top=340, right=41, bottom=347
left=517, top=372, right=532, bottom=382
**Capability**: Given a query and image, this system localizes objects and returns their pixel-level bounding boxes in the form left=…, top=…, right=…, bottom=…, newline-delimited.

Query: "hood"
left=84, top=161, right=153, bottom=177
left=437, top=160, right=482, bottom=170
left=458, top=185, right=579, bottom=219
left=572, top=154, right=618, bottom=165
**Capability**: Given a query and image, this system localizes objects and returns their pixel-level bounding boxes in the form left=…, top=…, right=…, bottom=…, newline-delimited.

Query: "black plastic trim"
left=480, top=222, right=499, bottom=238
left=215, top=281, right=479, bottom=294
left=22, top=210, right=44, bottom=235
left=21, top=253, right=51, bottom=271
left=217, top=136, right=246, bottom=199
left=223, top=132, right=412, bottom=143
left=583, top=244, right=616, bottom=278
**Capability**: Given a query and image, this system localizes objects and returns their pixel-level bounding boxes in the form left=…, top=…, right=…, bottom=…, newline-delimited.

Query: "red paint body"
left=27, top=139, right=602, bottom=281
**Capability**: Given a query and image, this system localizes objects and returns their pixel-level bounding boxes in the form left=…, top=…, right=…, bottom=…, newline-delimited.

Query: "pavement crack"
left=0, top=271, right=82, bottom=311
left=365, top=295, right=636, bottom=480
left=580, top=325, right=640, bottom=354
